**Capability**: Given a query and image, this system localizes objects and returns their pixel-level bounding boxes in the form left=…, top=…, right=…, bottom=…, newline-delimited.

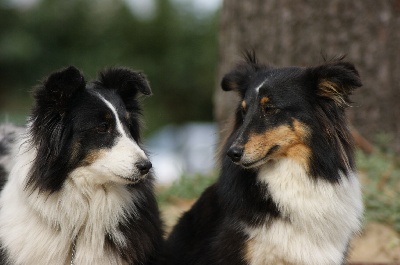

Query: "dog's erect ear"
left=309, top=61, right=362, bottom=108
left=221, top=63, right=257, bottom=97
left=99, top=68, right=152, bottom=100
left=28, top=66, right=86, bottom=192
left=221, top=51, right=267, bottom=96
left=221, top=69, right=246, bottom=92
left=34, top=66, right=86, bottom=116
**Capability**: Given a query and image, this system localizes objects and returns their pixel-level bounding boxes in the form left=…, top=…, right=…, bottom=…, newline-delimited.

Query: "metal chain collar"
left=70, top=239, right=76, bottom=265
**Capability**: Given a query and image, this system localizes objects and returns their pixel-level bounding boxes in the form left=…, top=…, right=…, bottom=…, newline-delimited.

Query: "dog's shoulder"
left=163, top=183, right=222, bottom=265
left=168, top=183, right=220, bottom=243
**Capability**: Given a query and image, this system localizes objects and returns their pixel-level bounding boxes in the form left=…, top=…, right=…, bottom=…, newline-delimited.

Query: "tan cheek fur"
left=80, top=150, right=106, bottom=166
left=244, top=120, right=311, bottom=168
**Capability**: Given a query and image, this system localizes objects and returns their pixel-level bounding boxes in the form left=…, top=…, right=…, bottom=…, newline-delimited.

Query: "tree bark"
left=214, top=0, right=400, bottom=152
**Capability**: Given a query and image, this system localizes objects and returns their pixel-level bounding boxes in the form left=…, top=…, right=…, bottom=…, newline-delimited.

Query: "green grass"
left=157, top=172, right=217, bottom=205
left=357, top=149, right=400, bottom=232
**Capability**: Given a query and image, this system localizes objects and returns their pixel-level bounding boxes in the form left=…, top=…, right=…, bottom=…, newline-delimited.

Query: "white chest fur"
left=0, top=145, right=137, bottom=265
left=244, top=159, right=363, bottom=265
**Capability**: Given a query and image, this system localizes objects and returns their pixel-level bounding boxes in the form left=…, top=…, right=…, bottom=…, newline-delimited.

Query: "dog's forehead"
left=244, top=75, right=276, bottom=103
left=86, top=84, right=125, bottom=111
left=245, top=67, right=305, bottom=103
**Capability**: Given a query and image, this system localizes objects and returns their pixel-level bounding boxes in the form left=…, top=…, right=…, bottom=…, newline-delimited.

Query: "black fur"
left=162, top=53, right=362, bottom=265
left=27, top=66, right=87, bottom=192
left=111, top=179, right=163, bottom=265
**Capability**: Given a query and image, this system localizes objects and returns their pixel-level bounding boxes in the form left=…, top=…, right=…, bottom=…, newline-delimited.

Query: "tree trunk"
left=214, top=0, right=400, bottom=152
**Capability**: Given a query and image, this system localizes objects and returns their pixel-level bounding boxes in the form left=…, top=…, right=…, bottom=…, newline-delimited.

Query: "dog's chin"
left=237, top=156, right=271, bottom=169
left=234, top=146, right=281, bottom=169
left=114, top=173, right=149, bottom=185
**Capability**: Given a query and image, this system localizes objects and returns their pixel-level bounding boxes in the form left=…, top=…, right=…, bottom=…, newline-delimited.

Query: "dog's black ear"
left=34, top=66, right=86, bottom=116
left=221, top=51, right=266, bottom=96
left=221, top=70, right=246, bottom=92
left=28, top=66, right=86, bottom=192
left=99, top=68, right=152, bottom=100
left=310, top=61, right=362, bottom=108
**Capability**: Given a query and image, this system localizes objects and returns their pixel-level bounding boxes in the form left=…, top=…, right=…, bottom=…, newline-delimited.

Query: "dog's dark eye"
left=96, top=122, right=110, bottom=134
left=264, top=105, right=278, bottom=115
left=241, top=107, right=247, bottom=116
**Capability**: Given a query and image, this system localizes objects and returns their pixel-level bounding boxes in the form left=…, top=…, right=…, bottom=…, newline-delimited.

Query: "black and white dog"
left=163, top=53, right=363, bottom=265
left=0, top=66, right=163, bottom=264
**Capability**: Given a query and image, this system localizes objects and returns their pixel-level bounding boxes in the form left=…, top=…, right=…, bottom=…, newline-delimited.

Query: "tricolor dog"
left=162, top=53, right=363, bottom=265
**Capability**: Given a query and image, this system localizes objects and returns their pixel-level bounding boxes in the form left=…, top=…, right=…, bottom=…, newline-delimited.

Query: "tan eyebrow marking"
left=105, top=113, right=113, bottom=120
left=260, top=96, right=270, bottom=104
left=241, top=100, right=247, bottom=110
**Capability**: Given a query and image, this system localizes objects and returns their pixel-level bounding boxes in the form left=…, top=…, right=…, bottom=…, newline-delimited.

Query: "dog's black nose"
left=227, top=146, right=244, bottom=162
left=136, top=160, right=152, bottom=175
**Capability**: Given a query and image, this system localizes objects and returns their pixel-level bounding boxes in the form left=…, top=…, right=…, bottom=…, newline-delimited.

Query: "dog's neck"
left=242, top=158, right=363, bottom=265
left=257, top=158, right=362, bottom=225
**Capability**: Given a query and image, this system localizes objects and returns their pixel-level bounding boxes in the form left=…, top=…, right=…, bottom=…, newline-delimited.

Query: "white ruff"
left=244, top=159, right=363, bottom=265
left=0, top=139, right=141, bottom=265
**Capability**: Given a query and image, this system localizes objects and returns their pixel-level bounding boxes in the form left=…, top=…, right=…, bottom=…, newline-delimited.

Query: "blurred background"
left=0, top=0, right=399, bottom=263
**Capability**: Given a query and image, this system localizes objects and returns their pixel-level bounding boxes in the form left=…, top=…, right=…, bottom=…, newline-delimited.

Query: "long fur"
left=162, top=53, right=363, bottom=265
left=0, top=124, right=24, bottom=189
left=0, top=66, right=163, bottom=265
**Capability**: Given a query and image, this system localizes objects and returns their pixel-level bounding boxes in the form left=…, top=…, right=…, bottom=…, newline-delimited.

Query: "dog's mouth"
left=241, top=157, right=268, bottom=168
left=128, top=174, right=150, bottom=184
left=237, top=145, right=280, bottom=168
left=115, top=172, right=149, bottom=184
left=113, top=160, right=152, bottom=184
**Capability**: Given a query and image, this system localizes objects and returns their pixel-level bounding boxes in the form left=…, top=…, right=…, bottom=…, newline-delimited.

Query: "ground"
left=349, top=222, right=400, bottom=263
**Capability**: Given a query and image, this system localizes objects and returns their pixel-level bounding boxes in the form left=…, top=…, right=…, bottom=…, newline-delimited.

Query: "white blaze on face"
left=70, top=93, right=149, bottom=185
left=254, top=78, right=268, bottom=93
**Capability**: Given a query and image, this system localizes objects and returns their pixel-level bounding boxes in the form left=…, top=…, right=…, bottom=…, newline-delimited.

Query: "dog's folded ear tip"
left=135, top=75, right=152, bottom=96
left=98, top=67, right=153, bottom=99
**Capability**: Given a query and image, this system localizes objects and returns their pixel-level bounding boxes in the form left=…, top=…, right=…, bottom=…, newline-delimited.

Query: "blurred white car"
left=145, top=122, right=217, bottom=184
